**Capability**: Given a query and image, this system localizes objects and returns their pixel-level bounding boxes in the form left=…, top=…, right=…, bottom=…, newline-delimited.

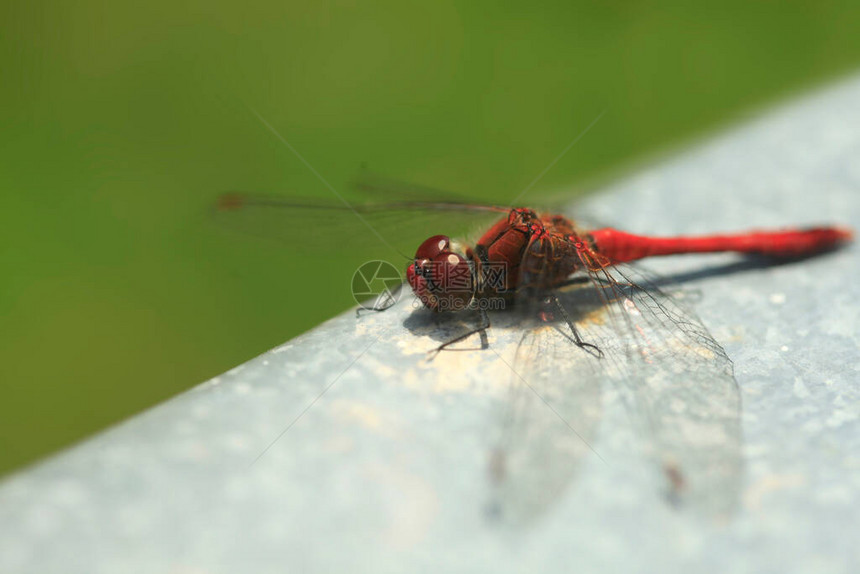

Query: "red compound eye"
left=407, top=237, right=474, bottom=312
left=414, top=235, right=451, bottom=264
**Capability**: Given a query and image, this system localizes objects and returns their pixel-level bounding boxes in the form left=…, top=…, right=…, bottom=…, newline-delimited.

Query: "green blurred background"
left=3, top=1, right=860, bottom=476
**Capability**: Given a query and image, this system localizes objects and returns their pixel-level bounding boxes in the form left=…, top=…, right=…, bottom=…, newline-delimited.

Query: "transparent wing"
left=572, top=261, right=742, bottom=517
left=488, top=243, right=741, bottom=522
left=350, top=172, right=502, bottom=204
left=211, top=188, right=508, bottom=260
left=485, top=320, right=604, bottom=525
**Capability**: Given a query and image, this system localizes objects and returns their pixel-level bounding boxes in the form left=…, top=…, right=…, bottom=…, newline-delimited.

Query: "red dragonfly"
left=217, top=181, right=852, bottom=521
left=403, top=204, right=851, bottom=353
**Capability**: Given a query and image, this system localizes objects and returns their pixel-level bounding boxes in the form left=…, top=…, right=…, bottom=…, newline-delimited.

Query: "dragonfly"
left=404, top=205, right=851, bottom=352
left=217, top=179, right=853, bottom=522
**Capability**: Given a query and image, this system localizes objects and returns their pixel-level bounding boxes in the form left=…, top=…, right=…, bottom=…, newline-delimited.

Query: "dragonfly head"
left=407, top=235, right=475, bottom=312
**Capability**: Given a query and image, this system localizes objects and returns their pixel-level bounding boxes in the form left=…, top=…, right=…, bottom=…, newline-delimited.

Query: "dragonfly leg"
left=550, top=294, right=604, bottom=359
left=428, top=308, right=491, bottom=359
left=355, top=283, right=404, bottom=317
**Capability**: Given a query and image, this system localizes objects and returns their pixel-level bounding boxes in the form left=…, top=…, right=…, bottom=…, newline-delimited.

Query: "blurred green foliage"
left=2, top=0, right=860, bottom=475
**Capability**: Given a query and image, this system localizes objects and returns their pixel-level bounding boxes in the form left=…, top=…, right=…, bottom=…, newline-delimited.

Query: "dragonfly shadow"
left=401, top=252, right=835, bottom=348
left=398, top=250, right=821, bottom=348
left=402, top=308, right=475, bottom=342
left=400, top=280, right=612, bottom=349
left=400, top=306, right=540, bottom=348
left=656, top=251, right=843, bottom=287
